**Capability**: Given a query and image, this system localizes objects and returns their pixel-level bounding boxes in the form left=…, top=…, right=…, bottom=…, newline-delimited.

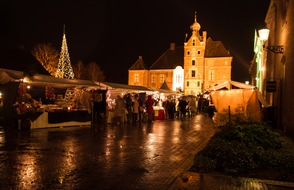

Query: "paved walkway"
left=1, top=114, right=294, bottom=189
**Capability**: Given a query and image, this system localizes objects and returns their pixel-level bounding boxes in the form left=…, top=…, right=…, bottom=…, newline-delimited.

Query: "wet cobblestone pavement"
left=0, top=115, right=215, bottom=189
left=1, top=115, right=294, bottom=190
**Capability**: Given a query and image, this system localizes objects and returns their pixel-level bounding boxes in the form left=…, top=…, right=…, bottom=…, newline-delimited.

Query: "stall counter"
left=30, top=111, right=91, bottom=129
left=154, top=109, right=164, bottom=120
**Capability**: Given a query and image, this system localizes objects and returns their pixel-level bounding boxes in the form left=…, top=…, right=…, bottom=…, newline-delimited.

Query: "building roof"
left=149, top=44, right=184, bottom=70
left=204, top=37, right=231, bottom=57
left=129, top=37, right=230, bottom=72
left=129, top=56, right=148, bottom=70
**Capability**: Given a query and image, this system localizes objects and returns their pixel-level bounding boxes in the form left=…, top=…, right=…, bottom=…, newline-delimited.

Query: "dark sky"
left=1, top=0, right=270, bottom=84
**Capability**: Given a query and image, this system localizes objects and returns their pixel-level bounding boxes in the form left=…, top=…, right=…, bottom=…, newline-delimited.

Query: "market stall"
left=99, top=82, right=179, bottom=122
left=99, top=82, right=154, bottom=123
left=0, top=69, right=104, bottom=129
left=0, top=69, right=26, bottom=127
left=205, top=80, right=269, bottom=125
left=28, top=75, right=105, bottom=129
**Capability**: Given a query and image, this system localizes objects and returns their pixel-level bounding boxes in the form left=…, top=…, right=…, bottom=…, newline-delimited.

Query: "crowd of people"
left=113, top=94, right=153, bottom=124
left=110, top=93, right=213, bottom=125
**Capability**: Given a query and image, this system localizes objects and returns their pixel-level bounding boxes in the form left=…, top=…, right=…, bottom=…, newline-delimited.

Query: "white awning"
left=205, top=80, right=256, bottom=91
left=99, top=82, right=154, bottom=92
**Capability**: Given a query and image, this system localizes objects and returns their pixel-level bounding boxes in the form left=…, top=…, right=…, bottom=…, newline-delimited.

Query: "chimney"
left=170, top=43, right=175, bottom=50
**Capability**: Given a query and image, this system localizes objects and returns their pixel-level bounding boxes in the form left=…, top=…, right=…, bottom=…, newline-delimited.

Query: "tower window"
left=197, top=50, right=201, bottom=55
left=193, top=39, right=195, bottom=46
left=192, top=60, right=195, bottom=66
left=197, top=81, right=200, bottom=87
left=191, top=70, right=196, bottom=77
left=187, top=51, right=190, bottom=55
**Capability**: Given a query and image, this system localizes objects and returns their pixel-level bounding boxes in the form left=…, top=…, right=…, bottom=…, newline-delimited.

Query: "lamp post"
left=258, top=28, right=282, bottom=107
left=258, top=29, right=284, bottom=54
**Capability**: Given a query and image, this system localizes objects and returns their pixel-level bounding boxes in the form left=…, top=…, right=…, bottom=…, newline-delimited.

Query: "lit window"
left=151, top=74, right=155, bottom=84
left=176, top=74, right=182, bottom=83
left=134, top=73, right=139, bottom=83
left=209, top=70, right=215, bottom=81
left=160, top=74, right=165, bottom=83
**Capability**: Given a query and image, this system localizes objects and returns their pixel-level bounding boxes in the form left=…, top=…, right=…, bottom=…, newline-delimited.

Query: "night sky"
left=1, top=0, right=270, bottom=84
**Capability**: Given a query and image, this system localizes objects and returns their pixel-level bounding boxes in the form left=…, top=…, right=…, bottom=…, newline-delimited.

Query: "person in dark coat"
left=168, top=99, right=176, bottom=119
left=124, top=94, right=133, bottom=123
left=179, top=97, right=188, bottom=118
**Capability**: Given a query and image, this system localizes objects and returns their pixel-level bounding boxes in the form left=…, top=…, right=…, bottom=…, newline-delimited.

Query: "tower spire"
left=190, top=12, right=201, bottom=36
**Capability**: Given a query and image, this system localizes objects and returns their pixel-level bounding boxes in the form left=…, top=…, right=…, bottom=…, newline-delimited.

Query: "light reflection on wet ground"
left=0, top=115, right=215, bottom=190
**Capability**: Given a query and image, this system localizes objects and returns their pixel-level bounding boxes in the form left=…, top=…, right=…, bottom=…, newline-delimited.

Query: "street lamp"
left=258, top=29, right=284, bottom=54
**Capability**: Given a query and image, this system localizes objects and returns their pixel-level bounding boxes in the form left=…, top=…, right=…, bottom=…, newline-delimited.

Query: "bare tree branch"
left=72, top=60, right=87, bottom=79
left=32, top=43, right=59, bottom=76
left=87, top=62, right=105, bottom=82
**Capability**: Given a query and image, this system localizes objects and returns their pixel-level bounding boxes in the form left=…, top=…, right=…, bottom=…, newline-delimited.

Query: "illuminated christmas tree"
left=55, top=27, right=74, bottom=79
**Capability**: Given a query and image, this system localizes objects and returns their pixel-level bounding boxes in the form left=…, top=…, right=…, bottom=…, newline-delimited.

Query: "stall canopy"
left=154, top=88, right=177, bottom=95
left=0, top=68, right=103, bottom=89
left=206, top=80, right=256, bottom=91
left=0, top=68, right=24, bottom=84
left=99, top=82, right=178, bottom=97
left=206, top=80, right=268, bottom=107
left=99, top=82, right=154, bottom=93
left=27, top=74, right=102, bottom=89
left=206, top=80, right=269, bottom=124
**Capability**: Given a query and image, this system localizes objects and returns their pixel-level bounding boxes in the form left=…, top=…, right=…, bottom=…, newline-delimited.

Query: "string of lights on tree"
left=55, top=26, right=75, bottom=79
